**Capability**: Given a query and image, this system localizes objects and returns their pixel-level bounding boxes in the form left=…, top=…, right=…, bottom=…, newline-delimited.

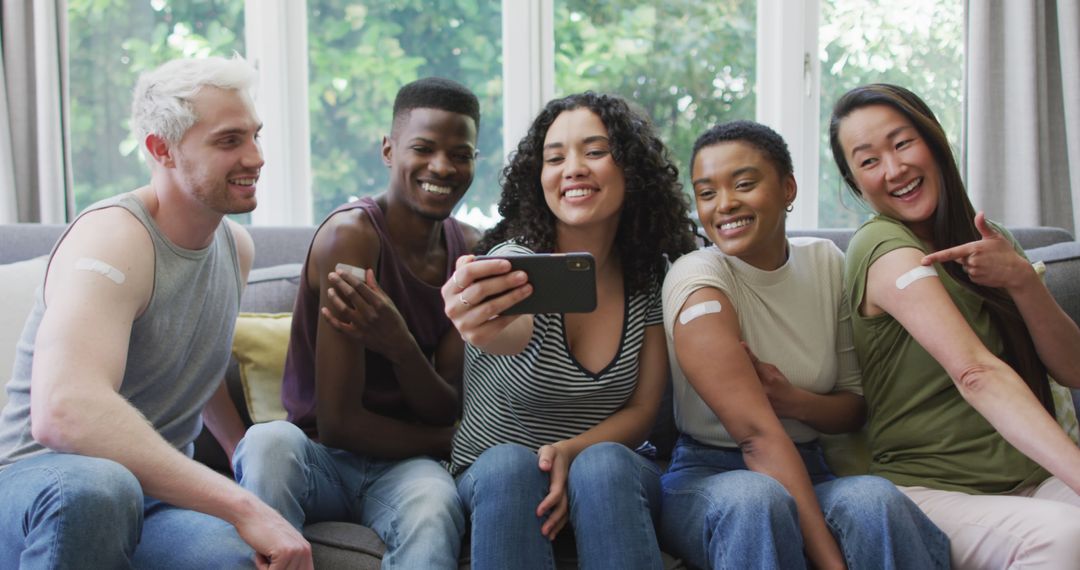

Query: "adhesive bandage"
left=895, top=266, right=937, bottom=290
left=679, top=300, right=723, bottom=324
left=334, top=263, right=366, bottom=279
left=75, top=257, right=126, bottom=285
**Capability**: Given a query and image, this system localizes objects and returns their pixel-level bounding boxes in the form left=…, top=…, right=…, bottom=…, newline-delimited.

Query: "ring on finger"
left=459, top=293, right=470, bottom=306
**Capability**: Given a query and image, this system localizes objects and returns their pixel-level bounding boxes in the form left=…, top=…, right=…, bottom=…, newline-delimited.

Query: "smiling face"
left=383, top=107, right=477, bottom=221
left=692, top=141, right=795, bottom=270
left=540, top=108, right=627, bottom=232
left=837, top=104, right=942, bottom=240
left=170, top=86, right=264, bottom=215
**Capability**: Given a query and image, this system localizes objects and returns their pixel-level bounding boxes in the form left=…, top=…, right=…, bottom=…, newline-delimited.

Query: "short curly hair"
left=478, top=92, right=697, bottom=295
left=391, top=77, right=480, bottom=136
left=691, top=120, right=793, bottom=181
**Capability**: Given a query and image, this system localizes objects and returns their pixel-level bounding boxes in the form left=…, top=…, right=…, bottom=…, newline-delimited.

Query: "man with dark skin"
left=231, top=77, right=482, bottom=569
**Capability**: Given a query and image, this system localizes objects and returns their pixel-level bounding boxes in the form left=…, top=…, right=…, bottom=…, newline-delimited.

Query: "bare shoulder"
left=456, top=220, right=483, bottom=252
left=309, top=208, right=381, bottom=282
left=225, top=218, right=254, bottom=277
left=45, top=205, right=155, bottom=314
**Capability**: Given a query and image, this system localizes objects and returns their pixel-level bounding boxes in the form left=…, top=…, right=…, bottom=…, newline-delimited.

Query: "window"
left=553, top=0, right=756, bottom=179
left=817, top=0, right=964, bottom=228
left=67, top=0, right=962, bottom=229
left=305, top=1, right=503, bottom=223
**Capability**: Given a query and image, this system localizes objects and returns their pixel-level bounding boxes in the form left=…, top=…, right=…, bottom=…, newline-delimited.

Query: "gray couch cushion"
left=1009, top=226, right=1075, bottom=250
left=240, top=263, right=303, bottom=313
left=1028, top=241, right=1080, bottom=326
left=305, top=522, right=384, bottom=569
left=246, top=226, right=316, bottom=269
left=0, top=224, right=64, bottom=263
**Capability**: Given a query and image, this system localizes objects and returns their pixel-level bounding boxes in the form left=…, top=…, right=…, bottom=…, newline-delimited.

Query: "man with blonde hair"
left=0, top=56, right=310, bottom=568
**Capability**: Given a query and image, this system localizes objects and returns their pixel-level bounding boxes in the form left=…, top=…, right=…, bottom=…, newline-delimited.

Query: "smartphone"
left=474, top=253, right=597, bottom=315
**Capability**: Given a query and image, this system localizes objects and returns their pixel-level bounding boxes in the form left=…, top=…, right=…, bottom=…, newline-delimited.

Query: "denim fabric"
left=0, top=453, right=253, bottom=569
left=659, top=435, right=950, bottom=570
left=233, top=420, right=464, bottom=570
left=457, top=442, right=663, bottom=570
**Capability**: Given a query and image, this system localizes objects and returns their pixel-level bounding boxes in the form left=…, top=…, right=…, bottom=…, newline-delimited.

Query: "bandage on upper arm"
left=679, top=300, right=722, bottom=324
left=75, top=257, right=126, bottom=285
left=895, top=266, right=936, bottom=290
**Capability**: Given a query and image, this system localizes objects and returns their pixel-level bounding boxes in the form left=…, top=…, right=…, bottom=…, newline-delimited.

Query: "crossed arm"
left=871, top=244, right=1080, bottom=493
left=30, top=208, right=309, bottom=568
left=745, top=343, right=865, bottom=434
left=310, top=212, right=461, bottom=459
left=673, top=287, right=846, bottom=570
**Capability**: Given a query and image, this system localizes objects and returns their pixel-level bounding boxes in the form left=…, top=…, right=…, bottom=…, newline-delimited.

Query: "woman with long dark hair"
left=830, top=83, right=1080, bottom=568
left=441, top=92, right=696, bottom=569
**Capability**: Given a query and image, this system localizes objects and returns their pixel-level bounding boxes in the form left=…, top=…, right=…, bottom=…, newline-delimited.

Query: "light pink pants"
left=900, top=477, right=1080, bottom=569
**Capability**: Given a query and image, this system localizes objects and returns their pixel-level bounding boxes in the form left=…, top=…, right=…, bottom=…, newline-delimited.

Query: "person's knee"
left=1032, top=505, right=1080, bottom=561
left=234, top=421, right=307, bottom=471
left=569, top=442, right=634, bottom=480
left=821, top=475, right=904, bottom=517
left=238, top=421, right=307, bottom=459
left=568, top=442, right=648, bottom=497
left=712, top=471, right=795, bottom=520
left=470, top=443, right=541, bottom=484
left=56, top=457, right=142, bottom=521
left=461, top=444, right=545, bottom=509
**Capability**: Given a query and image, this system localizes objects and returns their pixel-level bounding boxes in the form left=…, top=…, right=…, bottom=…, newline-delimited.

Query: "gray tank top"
left=0, top=193, right=242, bottom=468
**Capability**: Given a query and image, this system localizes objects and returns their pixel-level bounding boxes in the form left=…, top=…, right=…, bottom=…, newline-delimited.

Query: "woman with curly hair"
left=440, top=92, right=696, bottom=569
left=831, top=83, right=1080, bottom=568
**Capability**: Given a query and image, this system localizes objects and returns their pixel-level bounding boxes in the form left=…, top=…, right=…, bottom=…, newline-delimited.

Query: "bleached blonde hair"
left=130, top=55, right=257, bottom=147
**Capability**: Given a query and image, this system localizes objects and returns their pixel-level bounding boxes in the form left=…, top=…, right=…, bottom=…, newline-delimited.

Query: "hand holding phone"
left=473, top=253, right=597, bottom=315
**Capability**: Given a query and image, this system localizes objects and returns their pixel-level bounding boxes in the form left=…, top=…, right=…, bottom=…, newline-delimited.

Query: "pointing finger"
left=921, top=243, right=975, bottom=266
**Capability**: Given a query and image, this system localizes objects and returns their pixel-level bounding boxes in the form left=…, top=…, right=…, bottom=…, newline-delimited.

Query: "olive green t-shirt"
left=844, top=215, right=1047, bottom=494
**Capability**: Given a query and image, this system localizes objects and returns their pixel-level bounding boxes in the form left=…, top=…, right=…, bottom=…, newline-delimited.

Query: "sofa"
left=3, top=222, right=1080, bottom=569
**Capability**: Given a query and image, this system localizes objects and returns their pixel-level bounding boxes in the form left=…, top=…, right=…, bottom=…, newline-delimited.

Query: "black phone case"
left=476, top=253, right=597, bottom=315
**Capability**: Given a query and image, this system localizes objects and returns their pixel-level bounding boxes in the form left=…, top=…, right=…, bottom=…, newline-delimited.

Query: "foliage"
left=305, top=0, right=503, bottom=219
left=817, top=0, right=963, bottom=227
left=67, top=0, right=961, bottom=228
left=555, top=0, right=757, bottom=190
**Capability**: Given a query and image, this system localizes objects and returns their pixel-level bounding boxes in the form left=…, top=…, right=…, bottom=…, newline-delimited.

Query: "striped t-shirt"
left=448, top=241, right=664, bottom=475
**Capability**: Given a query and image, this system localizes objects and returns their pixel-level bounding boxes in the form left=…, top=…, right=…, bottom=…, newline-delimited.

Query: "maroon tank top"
left=281, top=196, right=467, bottom=438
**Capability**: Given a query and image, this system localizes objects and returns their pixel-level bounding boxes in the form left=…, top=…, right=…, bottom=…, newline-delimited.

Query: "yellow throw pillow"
left=232, top=312, right=292, bottom=424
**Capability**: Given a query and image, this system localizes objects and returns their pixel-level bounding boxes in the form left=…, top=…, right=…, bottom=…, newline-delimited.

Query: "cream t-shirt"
left=662, top=237, right=862, bottom=447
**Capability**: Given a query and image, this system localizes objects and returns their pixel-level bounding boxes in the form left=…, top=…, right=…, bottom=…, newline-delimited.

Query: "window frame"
left=246, top=0, right=825, bottom=227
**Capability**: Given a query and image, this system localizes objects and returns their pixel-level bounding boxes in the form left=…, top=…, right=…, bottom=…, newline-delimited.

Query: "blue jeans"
left=457, top=442, right=663, bottom=570
left=0, top=453, right=253, bottom=569
left=659, top=435, right=950, bottom=570
left=233, top=420, right=464, bottom=570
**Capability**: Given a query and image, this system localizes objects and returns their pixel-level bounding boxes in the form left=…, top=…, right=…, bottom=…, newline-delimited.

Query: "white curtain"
left=0, top=0, right=72, bottom=224
left=965, top=0, right=1080, bottom=233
